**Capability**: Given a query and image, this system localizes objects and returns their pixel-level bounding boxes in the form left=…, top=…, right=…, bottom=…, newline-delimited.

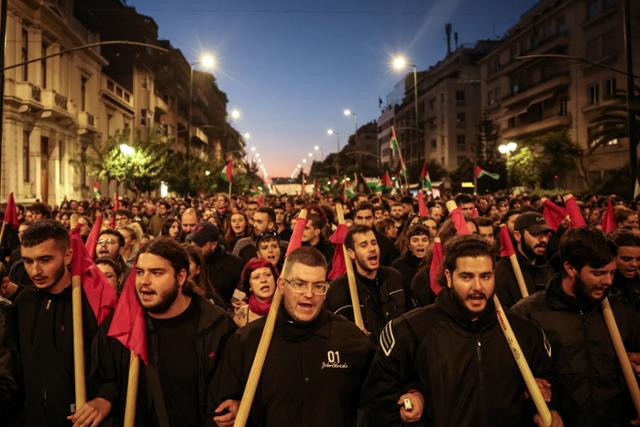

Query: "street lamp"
left=391, top=54, right=420, bottom=158
left=343, top=108, right=358, bottom=132
left=119, top=144, right=134, bottom=156
left=187, top=52, right=216, bottom=194
left=498, top=141, right=518, bottom=155
left=244, top=133, right=251, bottom=140
left=231, top=109, right=241, bottom=120
left=327, top=129, right=341, bottom=151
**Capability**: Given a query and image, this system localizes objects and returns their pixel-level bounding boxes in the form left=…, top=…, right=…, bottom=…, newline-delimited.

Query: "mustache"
left=467, top=292, right=487, bottom=299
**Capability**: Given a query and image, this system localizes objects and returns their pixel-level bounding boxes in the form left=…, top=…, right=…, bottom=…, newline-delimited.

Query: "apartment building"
left=479, top=0, right=640, bottom=188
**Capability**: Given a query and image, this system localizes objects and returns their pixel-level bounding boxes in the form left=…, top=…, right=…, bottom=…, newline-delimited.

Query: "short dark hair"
left=354, top=202, right=375, bottom=215
left=282, top=246, right=327, bottom=278
left=29, top=202, right=51, bottom=218
left=559, top=228, right=616, bottom=274
left=306, top=213, right=324, bottom=230
left=256, top=207, right=275, bottom=223
left=95, top=256, right=122, bottom=278
left=114, top=209, right=131, bottom=219
left=443, top=234, right=494, bottom=273
left=138, top=237, right=190, bottom=276
left=345, top=224, right=374, bottom=250
left=455, top=194, right=473, bottom=206
left=612, top=229, right=640, bottom=248
left=406, top=224, right=430, bottom=239
left=474, top=217, right=494, bottom=228
left=614, top=207, right=636, bottom=225
left=99, top=229, right=125, bottom=248
left=21, top=219, right=69, bottom=250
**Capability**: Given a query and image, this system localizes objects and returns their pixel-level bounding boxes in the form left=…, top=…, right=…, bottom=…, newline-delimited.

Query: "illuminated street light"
left=251, top=146, right=256, bottom=152
left=343, top=108, right=358, bottom=133
left=297, top=164, right=301, bottom=168
left=327, top=129, right=335, bottom=135
left=255, top=153, right=260, bottom=158
left=498, top=141, right=518, bottom=155
left=343, top=109, right=352, bottom=117
left=391, top=54, right=408, bottom=71
left=302, top=158, right=307, bottom=163
left=205, top=170, right=211, bottom=176
left=198, top=53, right=216, bottom=69
left=244, top=133, right=251, bottom=140
left=308, top=153, right=313, bottom=157
left=119, top=144, right=134, bottom=156
left=327, top=129, right=341, bottom=151
left=390, top=54, right=419, bottom=145
left=231, top=109, right=241, bottom=120
left=314, top=146, right=319, bottom=151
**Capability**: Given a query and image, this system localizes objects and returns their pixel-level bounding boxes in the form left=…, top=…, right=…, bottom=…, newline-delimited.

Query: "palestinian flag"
left=475, top=166, right=500, bottom=180
left=381, top=171, right=393, bottom=192
left=390, top=126, right=407, bottom=178
left=419, top=160, right=432, bottom=192
left=220, top=160, right=233, bottom=183
left=92, top=182, right=101, bottom=200
left=392, top=172, right=402, bottom=195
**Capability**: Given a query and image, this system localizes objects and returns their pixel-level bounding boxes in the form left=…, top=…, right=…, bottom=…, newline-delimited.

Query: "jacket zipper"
left=476, top=337, right=485, bottom=425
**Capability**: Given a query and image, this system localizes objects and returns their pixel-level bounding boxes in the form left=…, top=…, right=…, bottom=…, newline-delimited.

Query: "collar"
left=545, top=274, right=602, bottom=312
left=435, top=287, right=497, bottom=333
left=276, top=304, right=331, bottom=341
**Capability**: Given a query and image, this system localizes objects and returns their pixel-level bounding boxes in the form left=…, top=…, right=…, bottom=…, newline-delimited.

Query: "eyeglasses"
left=283, top=279, right=329, bottom=295
left=97, top=238, right=118, bottom=245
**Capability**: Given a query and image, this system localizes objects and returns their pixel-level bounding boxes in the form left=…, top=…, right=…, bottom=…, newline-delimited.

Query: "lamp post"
left=498, top=141, right=518, bottom=187
left=391, top=54, right=421, bottom=164
left=314, top=145, right=324, bottom=160
left=327, top=129, right=340, bottom=151
left=187, top=53, right=216, bottom=194
left=343, top=109, right=358, bottom=133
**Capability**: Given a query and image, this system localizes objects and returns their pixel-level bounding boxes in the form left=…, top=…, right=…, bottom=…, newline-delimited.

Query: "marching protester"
left=210, top=247, right=375, bottom=427
left=160, top=216, right=182, bottom=240
left=352, top=202, right=400, bottom=266
left=96, top=229, right=132, bottom=286
left=495, top=212, right=554, bottom=307
left=609, top=228, right=640, bottom=311
left=0, top=294, right=19, bottom=419
left=255, top=230, right=284, bottom=270
left=361, top=234, right=562, bottom=427
left=326, top=224, right=408, bottom=339
left=91, top=237, right=236, bottom=426
left=513, top=228, right=640, bottom=427
left=231, top=258, right=278, bottom=327
left=95, top=256, right=122, bottom=293
left=391, top=224, right=430, bottom=295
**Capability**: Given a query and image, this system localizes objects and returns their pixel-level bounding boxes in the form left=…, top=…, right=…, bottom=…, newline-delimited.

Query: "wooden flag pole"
left=0, top=220, right=6, bottom=248
left=494, top=295, right=552, bottom=426
left=601, top=297, right=640, bottom=417
left=335, top=203, right=364, bottom=329
left=228, top=180, right=233, bottom=200
left=123, top=351, right=140, bottom=427
left=234, top=209, right=308, bottom=427
left=69, top=214, right=87, bottom=409
left=499, top=224, right=529, bottom=299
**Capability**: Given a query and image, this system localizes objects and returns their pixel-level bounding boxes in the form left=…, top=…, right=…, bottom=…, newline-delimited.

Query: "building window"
left=59, top=140, right=65, bottom=185
left=141, top=74, right=148, bottom=89
left=587, top=0, right=599, bottom=19
left=80, top=76, right=88, bottom=111
left=41, top=42, right=48, bottom=88
left=106, top=112, right=113, bottom=136
left=456, top=135, right=466, bottom=148
left=23, top=131, right=30, bottom=182
left=588, top=84, right=600, bottom=105
left=140, top=109, right=147, bottom=126
left=559, top=95, right=568, bottom=116
left=21, top=29, right=29, bottom=81
left=431, top=139, right=437, bottom=149
left=456, top=90, right=465, bottom=104
left=586, top=37, right=600, bottom=60
left=604, top=78, right=617, bottom=98
left=456, top=112, right=466, bottom=126
left=556, top=16, right=567, bottom=35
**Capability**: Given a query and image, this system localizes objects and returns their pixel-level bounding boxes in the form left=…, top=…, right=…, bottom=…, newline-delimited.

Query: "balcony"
left=502, top=74, right=570, bottom=108
left=78, top=111, right=99, bottom=134
left=11, top=82, right=44, bottom=112
left=502, top=114, right=571, bottom=140
left=191, top=127, right=209, bottom=145
left=101, top=79, right=134, bottom=113
left=154, top=94, right=169, bottom=114
left=41, top=89, right=74, bottom=120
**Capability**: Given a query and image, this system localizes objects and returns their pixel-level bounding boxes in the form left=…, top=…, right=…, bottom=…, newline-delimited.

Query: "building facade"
left=479, top=0, right=640, bottom=188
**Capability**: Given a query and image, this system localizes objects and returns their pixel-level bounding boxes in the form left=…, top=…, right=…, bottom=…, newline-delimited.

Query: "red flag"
left=564, top=196, right=586, bottom=228
left=499, top=225, right=516, bottom=257
left=85, top=213, right=103, bottom=259
left=417, top=191, right=428, bottom=217
left=328, top=224, right=349, bottom=280
left=472, top=207, right=480, bottom=218
left=601, top=199, right=617, bottom=234
left=543, top=199, right=568, bottom=231
left=286, top=214, right=308, bottom=257
left=449, top=207, right=471, bottom=235
left=3, top=192, right=19, bottom=229
left=225, top=160, right=233, bottom=183
left=429, top=240, right=443, bottom=295
left=419, top=160, right=427, bottom=181
left=70, top=226, right=117, bottom=325
left=107, top=268, right=148, bottom=364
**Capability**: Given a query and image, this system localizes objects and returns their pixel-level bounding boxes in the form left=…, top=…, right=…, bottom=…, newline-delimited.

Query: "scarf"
left=248, top=294, right=272, bottom=316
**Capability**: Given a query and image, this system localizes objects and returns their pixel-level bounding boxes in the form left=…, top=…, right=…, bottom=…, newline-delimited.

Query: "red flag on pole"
left=449, top=207, right=470, bottom=235
left=543, top=199, right=568, bottom=231
left=3, top=192, right=19, bottom=229
left=70, top=226, right=117, bottom=325
left=429, top=240, right=443, bottom=295
left=601, top=199, right=617, bottom=234
left=286, top=214, right=308, bottom=257
left=85, top=213, right=103, bottom=259
left=328, top=224, right=349, bottom=280
left=107, top=268, right=148, bottom=364
left=417, top=191, right=428, bottom=217
left=564, top=195, right=586, bottom=228
left=499, top=226, right=516, bottom=257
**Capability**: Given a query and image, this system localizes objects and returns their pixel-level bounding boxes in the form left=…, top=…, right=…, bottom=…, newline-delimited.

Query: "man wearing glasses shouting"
left=210, top=246, right=375, bottom=427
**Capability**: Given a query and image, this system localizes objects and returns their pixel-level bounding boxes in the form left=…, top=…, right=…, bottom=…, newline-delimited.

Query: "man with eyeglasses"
left=210, top=246, right=375, bottom=427
left=95, top=229, right=131, bottom=286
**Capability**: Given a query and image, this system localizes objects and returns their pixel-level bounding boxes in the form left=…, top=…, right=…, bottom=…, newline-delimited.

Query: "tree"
left=507, top=146, right=543, bottom=189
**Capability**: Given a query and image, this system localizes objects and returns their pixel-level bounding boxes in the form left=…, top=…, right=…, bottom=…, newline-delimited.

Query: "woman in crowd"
left=232, top=257, right=278, bottom=327
left=225, top=211, right=252, bottom=249
left=161, top=216, right=182, bottom=240
left=184, top=244, right=225, bottom=306
left=95, top=256, right=122, bottom=293
left=255, top=230, right=283, bottom=271
left=392, top=224, right=430, bottom=304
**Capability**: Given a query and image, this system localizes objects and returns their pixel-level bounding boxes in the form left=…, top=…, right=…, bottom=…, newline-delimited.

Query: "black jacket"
left=91, top=295, right=236, bottom=427
left=210, top=307, right=375, bottom=427
left=375, top=230, right=399, bottom=267
left=0, top=296, right=19, bottom=418
left=410, top=265, right=437, bottom=308
left=391, top=254, right=423, bottom=304
left=494, top=250, right=554, bottom=308
left=205, top=245, right=244, bottom=306
left=327, top=266, right=407, bottom=340
left=609, top=271, right=640, bottom=313
left=14, top=285, right=100, bottom=426
left=361, top=289, right=553, bottom=427
left=512, top=275, right=640, bottom=427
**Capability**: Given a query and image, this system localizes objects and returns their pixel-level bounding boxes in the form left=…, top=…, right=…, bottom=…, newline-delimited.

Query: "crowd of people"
left=1, top=189, right=640, bottom=426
